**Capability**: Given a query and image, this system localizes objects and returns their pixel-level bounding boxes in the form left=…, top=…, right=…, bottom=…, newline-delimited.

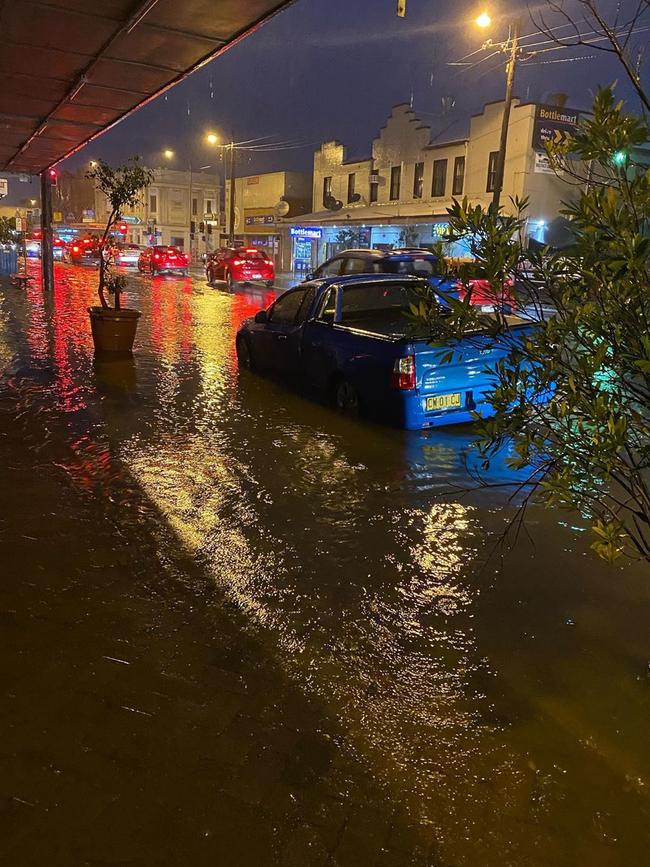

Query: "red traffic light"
left=118, top=222, right=128, bottom=233
left=47, top=167, right=58, bottom=186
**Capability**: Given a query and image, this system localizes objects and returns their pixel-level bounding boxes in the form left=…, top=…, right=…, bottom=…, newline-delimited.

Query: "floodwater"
left=1, top=263, right=649, bottom=866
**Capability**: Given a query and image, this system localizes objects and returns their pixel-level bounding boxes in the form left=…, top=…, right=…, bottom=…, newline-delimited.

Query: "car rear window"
left=240, top=250, right=268, bottom=260
left=340, top=282, right=419, bottom=322
left=389, top=257, right=441, bottom=277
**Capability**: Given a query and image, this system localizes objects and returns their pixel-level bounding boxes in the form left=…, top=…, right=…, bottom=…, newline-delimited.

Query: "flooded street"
left=1, top=264, right=649, bottom=866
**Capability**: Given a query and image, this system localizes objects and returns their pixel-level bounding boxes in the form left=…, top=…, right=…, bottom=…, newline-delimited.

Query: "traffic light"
left=612, top=150, right=627, bottom=166
left=207, top=223, right=212, bottom=236
left=117, top=222, right=128, bottom=233
left=199, top=221, right=205, bottom=233
left=190, top=220, right=196, bottom=234
left=47, top=167, right=58, bottom=186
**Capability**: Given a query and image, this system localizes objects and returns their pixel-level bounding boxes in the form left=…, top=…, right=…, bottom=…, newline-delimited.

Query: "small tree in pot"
left=86, top=158, right=153, bottom=353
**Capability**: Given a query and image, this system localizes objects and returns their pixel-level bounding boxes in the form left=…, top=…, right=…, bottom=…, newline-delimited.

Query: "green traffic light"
left=612, top=150, right=627, bottom=165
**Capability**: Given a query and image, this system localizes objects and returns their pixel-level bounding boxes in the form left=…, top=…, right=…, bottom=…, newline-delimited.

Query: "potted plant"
left=86, top=158, right=153, bottom=354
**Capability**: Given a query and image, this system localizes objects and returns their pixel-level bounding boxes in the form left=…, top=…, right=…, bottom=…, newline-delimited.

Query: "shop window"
left=323, top=176, right=332, bottom=206
left=452, top=156, right=465, bottom=196
left=149, top=194, right=157, bottom=213
left=347, top=173, right=356, bottom=203
left=389, top=165, right=401, bottom=201
left=431, top=159, right=447, bottom=197
left=486, top=151, right=499, bottom=193
left=170, top=236, right=184, bottom=248
left=413, top=162, right=424, bottom=199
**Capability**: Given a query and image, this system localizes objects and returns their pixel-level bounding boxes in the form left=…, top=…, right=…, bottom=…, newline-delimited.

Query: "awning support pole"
left=40, top=172, right=54, bottom=293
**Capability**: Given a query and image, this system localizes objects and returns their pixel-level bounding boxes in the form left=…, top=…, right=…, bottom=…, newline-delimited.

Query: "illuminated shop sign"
left=290, top=226, right=322, bottom=240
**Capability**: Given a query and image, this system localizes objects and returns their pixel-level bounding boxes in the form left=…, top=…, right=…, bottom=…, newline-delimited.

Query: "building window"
left=192, top=197, right=198, bottom=216
left=413, top=162, right=424, bottom=199
left=369, top=177, right=378, bottom=203
left=323, top=176, right=332, bottom=206
left=486, top=151, right=499, bottom=193
left=431, top=159, right=447, bottom=197
left=347, top=172, right=356, bottom=203
left=149, top=194, right=157, bottom=213
left=389, top=165, right=401, bottom=201
left=206, top=199, right=213, bottom=214
left=452, top=156, right=465, bottom=196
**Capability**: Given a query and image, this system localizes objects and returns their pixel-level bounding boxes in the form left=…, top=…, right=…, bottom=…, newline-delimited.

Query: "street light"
left=206, top=131, right=235, bottom=245
left=163, top=149, right=175, bottom=160
left=475, top=10, right=520, bottom=210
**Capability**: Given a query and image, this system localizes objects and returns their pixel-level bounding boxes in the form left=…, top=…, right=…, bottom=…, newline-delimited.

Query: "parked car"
left=455, top=262, right=518, bottom=313
left=309, top=248, right=518, bottom=312
left=206, top=247, right=275, bottom=289
left=109, top=242, right=142, bottom=268
left=25, top=234, right=66, bottom=260
left=138, top=245, right=190, bottom=276
left=63, top=235, right=102, bottom=265
left=236, top=274, right=537, bottom=430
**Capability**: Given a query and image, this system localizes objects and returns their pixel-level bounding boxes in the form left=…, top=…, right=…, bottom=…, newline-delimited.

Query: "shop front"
left=289, top=225, right=322, bottom=275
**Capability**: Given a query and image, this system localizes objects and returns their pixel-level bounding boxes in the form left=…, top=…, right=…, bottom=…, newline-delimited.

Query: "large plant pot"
left=88, top=306, right=141, bottom=355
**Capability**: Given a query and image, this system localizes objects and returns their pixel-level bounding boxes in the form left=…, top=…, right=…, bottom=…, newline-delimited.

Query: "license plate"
left=426, top=392, right=462, bottom=411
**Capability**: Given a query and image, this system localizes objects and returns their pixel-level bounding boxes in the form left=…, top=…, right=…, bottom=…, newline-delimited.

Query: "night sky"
left=5, top=0, right=649, bottom=202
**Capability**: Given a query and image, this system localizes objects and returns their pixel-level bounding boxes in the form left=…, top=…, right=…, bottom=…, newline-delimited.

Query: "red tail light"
left=232, top=259, right=245, bottom=266
left=72, top=245, right=80, bottom=253
left=390, top=355, right=416, bottom=390
left=153, top=253, right=161, bottom=260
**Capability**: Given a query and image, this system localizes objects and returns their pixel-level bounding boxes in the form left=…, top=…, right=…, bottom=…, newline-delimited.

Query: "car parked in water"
left=138, top=245, right=190, bottom=276
left=309, top=248, right=517, bottom=312
left=236, top=274, right=537, bottom=430
left=206, top=247, right=275, bottom=289
left=63, top=235, right=102, bottom=265
left=108, top=242, right=142, bottom=268
left=25, top=233, right=65, bottom=260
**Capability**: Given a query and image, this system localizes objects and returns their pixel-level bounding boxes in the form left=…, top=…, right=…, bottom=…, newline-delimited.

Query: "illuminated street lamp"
left=163, top=149, right=175, bottom=160
left=475, top=10, right=520, bottom=210
left=206, top=131, right=236, bottom=245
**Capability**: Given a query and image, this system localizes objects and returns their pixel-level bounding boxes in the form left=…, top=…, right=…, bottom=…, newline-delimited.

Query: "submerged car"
left=138, top=245, right=190, bottom=276
left=309, top=248, right=517, bottom=312
left=206, top=247, right=275, bottom=289
left=109, top=243, right=142, bottom=268
left=236, top=273, right=537, bottom=430
left=63, top=236, right=102, bottom=265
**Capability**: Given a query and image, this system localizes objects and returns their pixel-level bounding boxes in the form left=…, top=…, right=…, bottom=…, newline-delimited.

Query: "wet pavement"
left=1, top=263, right=649, bottom=866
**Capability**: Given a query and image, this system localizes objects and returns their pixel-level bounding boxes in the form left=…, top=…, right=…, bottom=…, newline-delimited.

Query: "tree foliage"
left=412, top=87, right=650, bottom=562
left=86, top=157, right=153, bottom=309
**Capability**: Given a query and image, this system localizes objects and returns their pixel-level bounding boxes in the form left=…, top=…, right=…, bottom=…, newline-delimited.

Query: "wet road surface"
left=1, top=263, right=649, bottom=866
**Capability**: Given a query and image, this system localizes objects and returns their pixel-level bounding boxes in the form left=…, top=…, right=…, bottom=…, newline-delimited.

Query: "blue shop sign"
left=290, top=226, right=322, bottom=240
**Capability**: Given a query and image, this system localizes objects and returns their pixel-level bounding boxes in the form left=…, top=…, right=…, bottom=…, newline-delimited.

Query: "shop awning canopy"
left=0, top=0, right=294, bottom=174
left=286, top=203, right=450, bottom=226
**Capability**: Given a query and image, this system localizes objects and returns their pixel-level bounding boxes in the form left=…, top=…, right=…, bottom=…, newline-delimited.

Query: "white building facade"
left=94, top=167, right=221, bottom=260
left=289, top=100, right=579, bottom=268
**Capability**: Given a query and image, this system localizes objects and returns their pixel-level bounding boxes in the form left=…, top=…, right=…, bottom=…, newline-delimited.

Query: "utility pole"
left=40, top=171, right=54, bottom=293
left=228, top=141, right=236, bottom=246
left=492, top=18, right=520, bottom=211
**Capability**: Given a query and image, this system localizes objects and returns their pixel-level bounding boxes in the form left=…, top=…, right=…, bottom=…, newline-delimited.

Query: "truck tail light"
left=390, top=355, right=416, bottom=391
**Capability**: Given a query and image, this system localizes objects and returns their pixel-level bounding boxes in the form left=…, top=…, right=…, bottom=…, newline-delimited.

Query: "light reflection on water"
left=2, top=267, right=649, bottom=866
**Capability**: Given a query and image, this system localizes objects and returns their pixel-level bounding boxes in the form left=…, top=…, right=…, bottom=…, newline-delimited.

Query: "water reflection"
left=3, top=269, right=649, bottom=866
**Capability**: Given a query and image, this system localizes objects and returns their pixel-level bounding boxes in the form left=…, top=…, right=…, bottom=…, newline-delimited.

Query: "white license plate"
left=426, top=392, right=462, bottom=411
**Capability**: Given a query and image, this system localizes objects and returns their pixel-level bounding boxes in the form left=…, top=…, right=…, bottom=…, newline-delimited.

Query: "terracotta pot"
left=88, top=306, right=141, bottom=355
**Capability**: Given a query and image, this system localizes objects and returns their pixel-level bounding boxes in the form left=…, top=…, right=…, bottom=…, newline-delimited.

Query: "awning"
left=285, top=203, right=449, bottom=226
left=0, top=0, right=295, bottom=174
